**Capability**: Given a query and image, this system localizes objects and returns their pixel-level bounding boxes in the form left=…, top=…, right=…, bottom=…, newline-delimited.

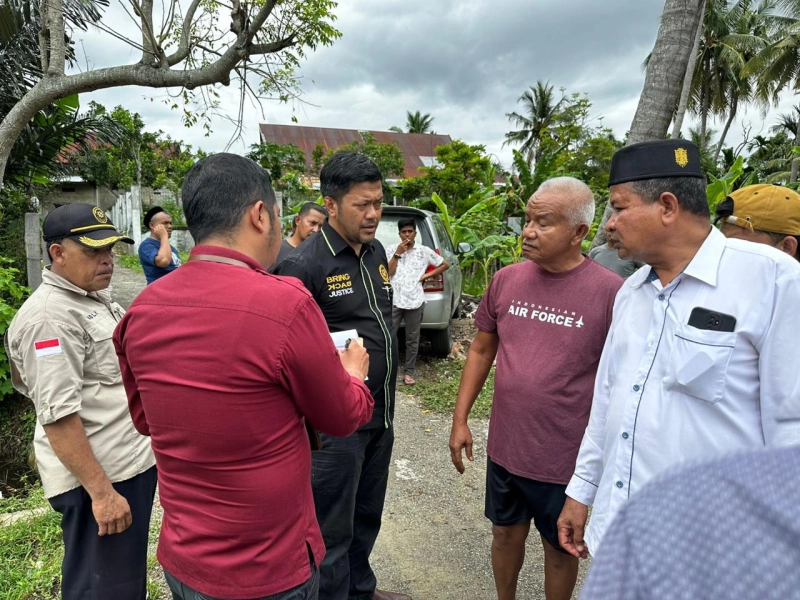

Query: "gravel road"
left=110, top=264, right=589, bottom=600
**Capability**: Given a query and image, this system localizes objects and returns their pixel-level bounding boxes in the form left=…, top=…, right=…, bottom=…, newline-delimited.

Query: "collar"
left=320, top=221, right=374, bottom=257
left=188, top=245, right=267, bottom=274
left=681, top=227, right=725, bottom=287
left=42, top=268, right=113, bottom=302
left=43, top=268, right=90, bottom=296
left=629, top=227, right=723, bottom=289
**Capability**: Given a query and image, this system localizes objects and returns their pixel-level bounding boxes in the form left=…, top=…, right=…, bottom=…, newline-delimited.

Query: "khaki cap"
left=718, top=184, right=800, bottom=236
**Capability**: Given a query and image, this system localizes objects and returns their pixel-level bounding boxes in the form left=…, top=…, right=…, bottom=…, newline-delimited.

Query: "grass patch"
left=412, top=358, right=494, bottom=418
left=0, top=482, right=46, bottom=514
left=0, top=511, right=63, bottom=599
left=116, top=251, right=189, bottom=275
left=117, top=253, right=143, bottom=273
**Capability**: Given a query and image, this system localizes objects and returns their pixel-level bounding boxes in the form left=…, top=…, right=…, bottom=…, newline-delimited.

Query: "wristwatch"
left=393, top=254, right=402, bottom=260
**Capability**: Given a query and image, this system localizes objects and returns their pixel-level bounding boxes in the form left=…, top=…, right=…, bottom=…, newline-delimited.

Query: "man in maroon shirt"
left=114, top=153, right=374, bottom=600
left=449, top=177, right=622, bottom=600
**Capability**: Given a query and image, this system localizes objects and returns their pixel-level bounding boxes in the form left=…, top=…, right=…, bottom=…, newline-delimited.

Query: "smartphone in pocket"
left=687, top=307, right=737, bottom=332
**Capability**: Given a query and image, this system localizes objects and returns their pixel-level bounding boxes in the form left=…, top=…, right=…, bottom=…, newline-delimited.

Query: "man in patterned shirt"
left=386, top=218, right=449, bottom=385
left=580, top=444, right=800, bottom=600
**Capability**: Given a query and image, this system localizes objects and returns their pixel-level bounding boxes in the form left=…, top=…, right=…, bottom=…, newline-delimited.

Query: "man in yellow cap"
left=716, top=184, right=800, bottom=260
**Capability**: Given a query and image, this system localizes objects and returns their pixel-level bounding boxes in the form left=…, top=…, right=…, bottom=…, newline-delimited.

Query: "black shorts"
left=484, top=457, right=569, bottom=553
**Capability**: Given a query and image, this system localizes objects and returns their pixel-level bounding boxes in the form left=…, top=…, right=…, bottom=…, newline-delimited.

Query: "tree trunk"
left=699, top=53, right=711, bottom=146
left=714, top=95, right=738, bottom=164
left=671, top=0, right=705, bottom=139
left=593, top=0, right=705, bottom=248
left=791, top=125, right=800, bottom=184
left=0, top=0, right=292, bottom=186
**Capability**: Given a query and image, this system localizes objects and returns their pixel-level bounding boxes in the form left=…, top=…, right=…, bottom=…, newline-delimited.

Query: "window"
left=432, top=216, right=454, bottom=253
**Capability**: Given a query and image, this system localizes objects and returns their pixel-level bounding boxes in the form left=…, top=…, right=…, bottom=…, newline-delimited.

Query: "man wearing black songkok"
left=139, top=205, right=182, bottom=284
left=557, top=139, right=800, bottom=561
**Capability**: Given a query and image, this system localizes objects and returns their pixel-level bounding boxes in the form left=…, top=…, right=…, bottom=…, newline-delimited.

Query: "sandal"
left=403, top=375, right=416, bottom=386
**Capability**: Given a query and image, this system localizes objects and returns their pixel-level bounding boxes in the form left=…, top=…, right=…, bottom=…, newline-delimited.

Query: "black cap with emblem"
left=43, top=203, right=134, bottom=248
left=609, top=139, right=705, bottom=186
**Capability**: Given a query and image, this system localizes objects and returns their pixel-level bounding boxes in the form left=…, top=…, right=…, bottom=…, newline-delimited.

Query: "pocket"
left=82, top=316, right=120, bottom=378
left=665, top=323, right=737, bottom=404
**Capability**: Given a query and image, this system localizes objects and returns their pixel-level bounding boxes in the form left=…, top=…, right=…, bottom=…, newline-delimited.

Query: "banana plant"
left=461, top=234, right=521, bottom=292
left=706, top=155, right=749, bottom=212
left=430, top=188, right=506, bottom=247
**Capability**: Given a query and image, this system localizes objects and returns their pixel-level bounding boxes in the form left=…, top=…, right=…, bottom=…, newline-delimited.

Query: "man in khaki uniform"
left=5, top=203, right=156, bottom=600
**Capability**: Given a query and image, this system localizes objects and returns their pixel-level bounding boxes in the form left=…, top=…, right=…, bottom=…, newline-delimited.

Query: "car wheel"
left=429, top=322, right=453, bottom=358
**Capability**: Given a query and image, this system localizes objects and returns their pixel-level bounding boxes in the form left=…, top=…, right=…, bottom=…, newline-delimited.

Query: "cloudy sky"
left=75, top=0, right=790, bottom=169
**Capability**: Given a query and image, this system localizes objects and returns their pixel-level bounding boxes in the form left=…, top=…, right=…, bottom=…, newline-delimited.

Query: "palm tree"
left=771, top=104, right=800, bottom=181
left=593, top=0, right=705, bottom=249
left=389, top=111, right=435, bottom=134
left=742, top=0, right=800, bottom=104
left=672, top=0, right=707, bottom=138
left=668, top=0, right=775, bottom=153
left=503, top=81, right=564, bottom=166
left=405, top=111, right=434, bottom=134
left=708, top=0, right=779, bottom=161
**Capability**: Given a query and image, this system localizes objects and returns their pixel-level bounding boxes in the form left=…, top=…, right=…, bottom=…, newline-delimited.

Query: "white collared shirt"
left=385, top=243, right=444, bottom=310
left=566, top=227, right=800, bottom=554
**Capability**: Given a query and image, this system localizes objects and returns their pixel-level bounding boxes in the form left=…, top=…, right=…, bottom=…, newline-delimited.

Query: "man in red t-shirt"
left=449, top=177, right=622, bottom=600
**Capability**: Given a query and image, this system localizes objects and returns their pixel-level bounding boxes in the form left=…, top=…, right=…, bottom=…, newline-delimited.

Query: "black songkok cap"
left=609, top=139, right=705, bottom=186
left=143, top=205, right=166, bottom=229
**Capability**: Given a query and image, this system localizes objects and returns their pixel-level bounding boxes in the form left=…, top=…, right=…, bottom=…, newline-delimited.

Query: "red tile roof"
left=258, top=124, right=452, bottom=178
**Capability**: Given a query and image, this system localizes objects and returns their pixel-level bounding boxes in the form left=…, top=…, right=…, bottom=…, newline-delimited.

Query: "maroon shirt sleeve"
left=113, top=314, right=149, bottom=437
left=279, top=296, right=374, bottom=436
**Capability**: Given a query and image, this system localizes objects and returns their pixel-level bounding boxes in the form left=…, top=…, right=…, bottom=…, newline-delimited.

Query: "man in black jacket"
left=275, top=151, right=408, bottom=600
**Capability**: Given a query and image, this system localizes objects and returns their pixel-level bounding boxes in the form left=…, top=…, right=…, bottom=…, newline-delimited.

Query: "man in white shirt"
left=557, top=139, right=800, bottom=559
left=386, top=218, right=449, bottom=385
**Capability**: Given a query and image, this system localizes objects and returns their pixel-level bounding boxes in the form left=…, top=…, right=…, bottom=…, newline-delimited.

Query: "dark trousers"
left=312, top=426, right=395, bottom=600
left=48, top=466, right=157, bottom=600
left=391, top=305, right=425, bottom=376
left=164, top=559, right=319, bottom=600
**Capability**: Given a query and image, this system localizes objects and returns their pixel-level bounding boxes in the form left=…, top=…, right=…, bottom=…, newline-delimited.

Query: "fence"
left=109, top=186, right=143, bottom=254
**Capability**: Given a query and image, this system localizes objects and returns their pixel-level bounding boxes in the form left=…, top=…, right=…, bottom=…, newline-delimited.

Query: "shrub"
left=0, top=258, right=30, bottom=402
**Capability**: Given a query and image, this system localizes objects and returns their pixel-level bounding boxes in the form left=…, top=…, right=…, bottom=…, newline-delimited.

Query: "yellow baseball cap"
left=716, top=184, right=800, bottom=236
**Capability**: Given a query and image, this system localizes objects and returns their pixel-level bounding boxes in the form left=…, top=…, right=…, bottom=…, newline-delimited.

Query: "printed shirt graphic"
left=475, top=259, right=622, bottom=484
left=385, top=243, right=444, bottom=309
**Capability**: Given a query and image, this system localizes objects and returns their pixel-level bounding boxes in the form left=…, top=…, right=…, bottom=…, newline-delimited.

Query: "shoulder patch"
left=34, top=338, right=61, bottom=357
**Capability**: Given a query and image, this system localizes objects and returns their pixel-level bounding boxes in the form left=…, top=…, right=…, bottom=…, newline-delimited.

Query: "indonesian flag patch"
left=34, top=338, right=62, bottom=357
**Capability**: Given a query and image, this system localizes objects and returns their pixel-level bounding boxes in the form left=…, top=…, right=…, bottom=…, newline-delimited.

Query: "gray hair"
left=628, top=176, right=709, bottom=218
left=535, top=176, right=595, bottom=227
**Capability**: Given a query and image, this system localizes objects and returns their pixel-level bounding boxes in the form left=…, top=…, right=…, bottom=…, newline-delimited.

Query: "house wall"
left=41, top=182, right=117, bottom=212
left=170, top=229, right=195, bottom=253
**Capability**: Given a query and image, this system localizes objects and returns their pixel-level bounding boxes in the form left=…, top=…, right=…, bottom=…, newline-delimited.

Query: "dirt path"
left=372, top=392, right=589, bottom=600
left=109, top=265, right=589, bottom=600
